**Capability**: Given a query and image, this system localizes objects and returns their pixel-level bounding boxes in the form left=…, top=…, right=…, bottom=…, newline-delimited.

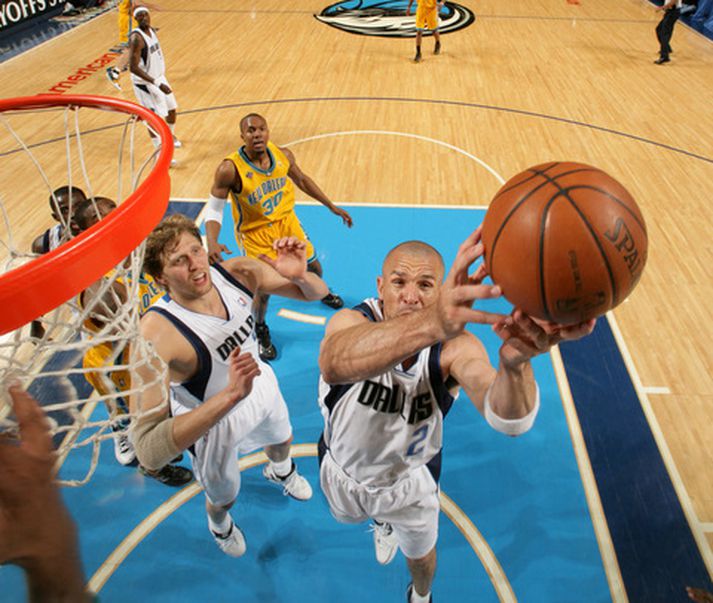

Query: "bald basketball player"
left=317, top=228, right=595, bottom=603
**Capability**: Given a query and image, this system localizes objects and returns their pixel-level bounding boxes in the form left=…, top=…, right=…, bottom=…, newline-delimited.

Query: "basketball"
left=481, top=162, right=648, bottom=325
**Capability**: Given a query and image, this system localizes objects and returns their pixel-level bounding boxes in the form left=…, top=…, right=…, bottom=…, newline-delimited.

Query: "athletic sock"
left=270, top=457, right=292, bottom=478
left=208, top=514, right=231, bottom=536
left=410, top=588, right=431, bottom=603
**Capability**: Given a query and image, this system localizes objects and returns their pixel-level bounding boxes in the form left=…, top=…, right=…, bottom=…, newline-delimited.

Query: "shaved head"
left=382, top=241, right=444, bottom=278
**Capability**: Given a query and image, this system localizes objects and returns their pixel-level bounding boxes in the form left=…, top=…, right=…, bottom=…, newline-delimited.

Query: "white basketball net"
left=0, top=100, right=169, bottom=486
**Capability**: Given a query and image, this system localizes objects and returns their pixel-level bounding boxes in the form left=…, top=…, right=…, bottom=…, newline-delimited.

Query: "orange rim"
left=0, top=94, right=172, bottom=335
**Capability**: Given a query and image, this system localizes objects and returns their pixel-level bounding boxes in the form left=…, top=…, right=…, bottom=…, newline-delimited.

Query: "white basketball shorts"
left=131, top=75, right=177, bottom=119
left=172, top=375, right=292, bottom=507
left=319, top=451, right=440, bottom=559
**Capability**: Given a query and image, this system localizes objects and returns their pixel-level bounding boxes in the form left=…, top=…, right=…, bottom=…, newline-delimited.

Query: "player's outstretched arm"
left=283, top=147, right=353, bottom=227
left=444, top=310, right=595, bottom=436
left=0, top=386, right=91, bottom=602
left=319, top=229, right=505, bottom=385
left=205, top=160, right=237, bottom=263
left=224, top=237, right=329, bottom=301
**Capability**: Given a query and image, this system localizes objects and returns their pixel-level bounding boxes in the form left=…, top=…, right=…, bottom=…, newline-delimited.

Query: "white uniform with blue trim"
left=318, top=297, right=459, bottom=559
left=148, top=264, right=292, bottom=506
left=129, top=26, right=177, bottom=118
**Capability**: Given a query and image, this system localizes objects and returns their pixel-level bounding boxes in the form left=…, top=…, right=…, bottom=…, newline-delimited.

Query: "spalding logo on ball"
left=481, top=162, right=648, bottom=325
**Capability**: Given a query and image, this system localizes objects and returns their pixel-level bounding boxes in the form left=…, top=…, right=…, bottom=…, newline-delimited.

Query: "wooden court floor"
left=0, top=0, right=712, bottom=598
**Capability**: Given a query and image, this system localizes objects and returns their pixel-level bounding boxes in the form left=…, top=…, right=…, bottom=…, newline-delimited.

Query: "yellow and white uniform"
left=226, top=142, right=316, bottom=262
left=82, top=272, right=164, bottom=405
left=415, top=0, right=439, bottom=31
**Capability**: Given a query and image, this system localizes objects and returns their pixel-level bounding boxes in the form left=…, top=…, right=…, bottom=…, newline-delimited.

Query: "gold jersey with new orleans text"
left=226, top=141, right=295, bottom=232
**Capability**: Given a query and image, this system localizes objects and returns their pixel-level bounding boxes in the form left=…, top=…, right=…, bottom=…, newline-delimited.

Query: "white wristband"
left=205, top=194, right=227, bottom=225
left=484, top=382, right=540, bottom=436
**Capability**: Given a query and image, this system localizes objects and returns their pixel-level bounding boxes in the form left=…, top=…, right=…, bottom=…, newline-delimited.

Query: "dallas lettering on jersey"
left=216, top=315, right=254, bottom=361
left=357, top=380, right=433, bottom=425
left=246, top=177, right=287, bottom=206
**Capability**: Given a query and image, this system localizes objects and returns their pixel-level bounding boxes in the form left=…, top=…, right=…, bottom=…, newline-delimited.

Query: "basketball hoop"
left=0, top=94, right=172, bottom=485
left=0, top=94, right=172, bottom=334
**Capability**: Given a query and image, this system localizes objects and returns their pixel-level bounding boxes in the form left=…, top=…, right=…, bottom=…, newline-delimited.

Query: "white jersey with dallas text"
left=318, top=298, right=459, bottom=488
left=147, top=264, right=279, bottom=412
left=129, top=27, right=166, bottom=85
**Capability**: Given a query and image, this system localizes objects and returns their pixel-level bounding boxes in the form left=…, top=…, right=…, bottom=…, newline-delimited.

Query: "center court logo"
left=315, top=0, right=475, bottom=38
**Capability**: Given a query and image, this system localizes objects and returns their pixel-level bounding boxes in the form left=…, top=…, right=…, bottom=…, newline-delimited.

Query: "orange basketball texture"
left=481, top=162, right=648, bottom=324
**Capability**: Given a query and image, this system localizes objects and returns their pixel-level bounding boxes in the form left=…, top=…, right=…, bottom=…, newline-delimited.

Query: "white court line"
left=550, top=345, right=629, bottom=602
left=283, top=129, right=507, bottom=186
left=277, top=308, right=326, bottom=325
left=607, top=313, right=713, bottom=577
left=641, top=386, right=672, bottom=395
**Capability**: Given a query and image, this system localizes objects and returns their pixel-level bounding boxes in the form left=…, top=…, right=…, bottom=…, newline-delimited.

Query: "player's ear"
left=154, top=272, right=168, bottom=289
left=376, top=275, right=384, bottom=300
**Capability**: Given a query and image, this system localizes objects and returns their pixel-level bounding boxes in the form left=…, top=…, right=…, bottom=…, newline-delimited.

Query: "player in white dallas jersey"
left=131, top=214, right=329, bottom=558
left=128, top=6, right=180, bottom=159
left=318, top=232, right=595, bottom=603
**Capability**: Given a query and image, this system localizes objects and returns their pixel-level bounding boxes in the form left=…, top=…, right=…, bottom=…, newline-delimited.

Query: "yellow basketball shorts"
left=239, top=212, right=316, bottom=263
left=416, top=4, right=439, bottom=30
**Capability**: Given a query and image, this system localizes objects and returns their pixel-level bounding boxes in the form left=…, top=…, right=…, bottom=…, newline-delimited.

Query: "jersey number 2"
left=406, top=425, right=429, bottom=457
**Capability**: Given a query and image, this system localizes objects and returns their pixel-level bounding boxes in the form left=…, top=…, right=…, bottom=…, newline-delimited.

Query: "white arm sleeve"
left=204, top=194, right=227, bottom=225
left=484, top=382, right=540, bottom=436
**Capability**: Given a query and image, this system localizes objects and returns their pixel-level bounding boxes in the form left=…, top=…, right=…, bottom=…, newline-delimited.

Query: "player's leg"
left=253, top=294, right=276, bottom=360
left=406, top=548, right=437, bottom=603
left=415, top=30, right=423, bottom=62
left=191, top=425, right=247, bottom=557
left=242, top=227, right=278, bottom=360
left=286, top=213, right=344, bottom=309
left=371, top=465, right=440, bottom=600
left=430, top=6, right=441, bottom=55
left=162, top=81, right=182, bottom=147
left=251, top=389, right=312, bottom=500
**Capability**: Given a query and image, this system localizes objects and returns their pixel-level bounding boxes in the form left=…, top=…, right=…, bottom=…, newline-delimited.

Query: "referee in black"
left=655, top=0, right=682, bottom=64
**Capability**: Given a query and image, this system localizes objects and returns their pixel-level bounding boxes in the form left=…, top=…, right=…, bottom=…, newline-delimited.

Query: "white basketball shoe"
left=371, top=521, right=398, bottom=565
left=211, top=520, right=247, bottom=557
left=263, top=462, right=313, bottom=500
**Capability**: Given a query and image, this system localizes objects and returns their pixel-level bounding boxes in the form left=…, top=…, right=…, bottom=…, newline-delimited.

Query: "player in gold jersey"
left=205, top=113, right=353, bottom=361
left=407, top=0, right=443, bottom=63
left=75, top=198, right=193, bottom=487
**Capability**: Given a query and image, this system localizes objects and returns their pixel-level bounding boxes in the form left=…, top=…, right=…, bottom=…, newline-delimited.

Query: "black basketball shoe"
left=255, top=322, right=277, bottom=361
left=140, top=464, right=194, bottom=487
left=321, top=293, right=344, bottom=309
